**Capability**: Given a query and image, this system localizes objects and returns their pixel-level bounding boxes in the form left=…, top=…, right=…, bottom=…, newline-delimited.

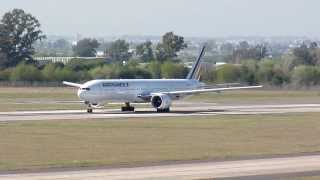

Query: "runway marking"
left=1, top=155, right=320, bottom=179
left=1, top=104, right=320, bottom=121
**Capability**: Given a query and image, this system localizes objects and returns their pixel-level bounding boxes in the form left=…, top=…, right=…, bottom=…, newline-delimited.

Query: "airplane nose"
left=77, top=87, right=91, bottom=101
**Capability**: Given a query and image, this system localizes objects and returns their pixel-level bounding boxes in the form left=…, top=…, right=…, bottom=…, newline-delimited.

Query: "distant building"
left=33, top=56, right=106, bottom=65
left=96, top=51, right=105, bottom=57
left=215, top=62, right=227, bottom=67
left=33, top=57, right=74, bottom=65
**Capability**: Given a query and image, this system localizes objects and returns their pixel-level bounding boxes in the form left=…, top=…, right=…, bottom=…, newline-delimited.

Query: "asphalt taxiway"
left=1, top=155, right=320, bottom=180
left=1, top=103, right=320, bottom=121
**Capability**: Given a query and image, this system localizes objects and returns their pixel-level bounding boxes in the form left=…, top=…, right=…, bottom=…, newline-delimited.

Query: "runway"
left=1, top=103, right=320, bottom=121
left=1, top=155, right=320, bottom=179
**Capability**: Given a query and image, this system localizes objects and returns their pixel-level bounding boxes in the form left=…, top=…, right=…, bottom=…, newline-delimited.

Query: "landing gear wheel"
left=86, top=103, right=93, bottom=113
left=157, top=108, right=170, bottom=113
left=121, top=106, right=135, bottom=112
left=121, top=102, right=135, bottom=112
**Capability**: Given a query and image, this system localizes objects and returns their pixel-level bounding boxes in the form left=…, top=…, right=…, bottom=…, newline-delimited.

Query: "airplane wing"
left=63, top=81, right=82, bottom=88
left=154, top=85, right=263, bottom=96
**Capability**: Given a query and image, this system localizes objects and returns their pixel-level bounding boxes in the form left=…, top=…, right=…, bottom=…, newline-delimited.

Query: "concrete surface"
left=1, top=104, right=320, bottom=121
left=1, top=155, right=320, bottom=180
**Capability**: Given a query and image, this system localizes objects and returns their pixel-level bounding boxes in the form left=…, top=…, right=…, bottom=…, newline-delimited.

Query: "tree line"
left=73, top=31, right=187, bottom=63
left=0, top=9, right=189, bottom=83
left=1, top=9, right=320, bottom=88
left=0, top=60, right=188, bottom=82
left=201, top=42, right=320, bottom=87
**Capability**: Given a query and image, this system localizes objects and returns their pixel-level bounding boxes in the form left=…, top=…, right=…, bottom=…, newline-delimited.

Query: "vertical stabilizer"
left=186, top=46, right=206, bottom=80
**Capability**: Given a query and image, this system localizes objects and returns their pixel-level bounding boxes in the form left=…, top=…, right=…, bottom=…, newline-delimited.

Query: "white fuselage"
left=77, top=79, right=201, bottom=105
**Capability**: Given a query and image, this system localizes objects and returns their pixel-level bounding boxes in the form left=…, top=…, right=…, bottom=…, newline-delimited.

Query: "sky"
left=1, top=0, right=320, bottom=38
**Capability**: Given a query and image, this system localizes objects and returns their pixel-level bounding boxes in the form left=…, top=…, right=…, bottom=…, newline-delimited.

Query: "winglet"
left=186, top=46, right=206, bottom=80
left=63, top=81, right=82, bottom=88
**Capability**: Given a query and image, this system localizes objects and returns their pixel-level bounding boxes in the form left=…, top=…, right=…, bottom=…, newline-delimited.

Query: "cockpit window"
left=80, top=88, right=90, bottom=91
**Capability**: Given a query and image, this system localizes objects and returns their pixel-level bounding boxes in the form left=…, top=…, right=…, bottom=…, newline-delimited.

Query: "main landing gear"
left=157, top=108, right=170, bottom=113
left=121, top=102, right=135, bottom=112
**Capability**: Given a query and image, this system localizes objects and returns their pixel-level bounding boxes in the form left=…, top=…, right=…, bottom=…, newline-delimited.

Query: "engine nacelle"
left=151, top=94, right=172, bottom=110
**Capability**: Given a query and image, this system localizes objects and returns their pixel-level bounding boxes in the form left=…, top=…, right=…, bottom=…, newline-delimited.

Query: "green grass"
left=0, top=87, right=141, bottom=111
left=299, top=177, right=320, bottom=180
left=0, top=113, right=320, bottom=171
left=188, top=90, right=320, bottom=104
left=0, top=87, right=76, bottom=99
left=1, top=87, right=320, bottom=111
left=289, top=176, right=320, bottom=180
left=0, top=87, right=80, bottom=111
left=0, top=103, right=83, bottom=111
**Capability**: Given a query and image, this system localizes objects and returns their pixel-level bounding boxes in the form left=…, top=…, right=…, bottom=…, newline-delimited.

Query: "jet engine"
left=151, top=94, right=172, bottom=110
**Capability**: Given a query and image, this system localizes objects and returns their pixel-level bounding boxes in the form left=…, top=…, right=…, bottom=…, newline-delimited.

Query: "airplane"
left=63, top=46, right=262, bottom=113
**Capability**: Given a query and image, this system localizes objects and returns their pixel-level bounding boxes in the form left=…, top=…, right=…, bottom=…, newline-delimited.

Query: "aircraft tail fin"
left=186, top=46, right=206, bottom=80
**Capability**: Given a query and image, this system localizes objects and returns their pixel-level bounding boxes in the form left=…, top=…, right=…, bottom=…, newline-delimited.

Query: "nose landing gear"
left=87, top=108, right=93, bottom=113
left=85, top=101, right=93, bottom=113
left=85, top=102, right=135, bottom=113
